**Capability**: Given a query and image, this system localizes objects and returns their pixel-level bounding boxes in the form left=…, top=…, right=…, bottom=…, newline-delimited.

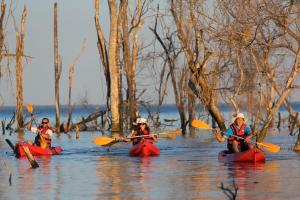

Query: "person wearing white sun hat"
left=130, top=117, right=158, bottom=145
left=214, top=112, right=254, bottom=153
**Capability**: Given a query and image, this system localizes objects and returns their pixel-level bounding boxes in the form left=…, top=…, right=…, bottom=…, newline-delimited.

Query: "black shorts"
left=227, top=142, right=249, bottom=153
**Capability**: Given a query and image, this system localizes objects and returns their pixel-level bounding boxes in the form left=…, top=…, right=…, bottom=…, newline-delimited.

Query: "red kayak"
left=218, top=147, right=265, bottom=163
left=14, top=141, right=62, bottom=158
left=129, top=140, right=160, bottom=157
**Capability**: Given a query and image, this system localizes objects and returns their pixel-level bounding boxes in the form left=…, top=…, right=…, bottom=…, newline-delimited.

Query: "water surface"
left=1, top=105, right=300, bottom=199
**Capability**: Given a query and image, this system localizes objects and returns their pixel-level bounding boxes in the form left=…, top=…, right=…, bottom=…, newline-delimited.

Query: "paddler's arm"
left=27, top=115, right=38, bottom=132
left=213, top=129, right=226, bottom=142
left=244, top=126, right=254, bottom=143
left=27, top=117, right=33, bottom=131
left=151, top=134, right=158, bottom=142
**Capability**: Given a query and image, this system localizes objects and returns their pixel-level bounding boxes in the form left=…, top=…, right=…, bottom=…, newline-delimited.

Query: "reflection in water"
left=16, top=157, right=53, bottom=200
left=96, top=155, right=122, bottom=200
left=223, top=161, right=280, bottom=200
left=1, top=129, right=300, bottom=200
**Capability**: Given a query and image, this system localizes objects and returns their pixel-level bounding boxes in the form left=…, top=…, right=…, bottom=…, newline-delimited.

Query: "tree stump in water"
left=76, top=126, right=79, bottom=139
left=22, top=146, right=39, bottom=168
left=294, top=132, right=300, bottom=151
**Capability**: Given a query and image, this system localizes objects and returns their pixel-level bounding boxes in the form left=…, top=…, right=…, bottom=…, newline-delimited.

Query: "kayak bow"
left=129, top=140, right=160, bottom=157
left=14, top=141, right=62, bottom=158
left=218, top=147, right=265, bottom=163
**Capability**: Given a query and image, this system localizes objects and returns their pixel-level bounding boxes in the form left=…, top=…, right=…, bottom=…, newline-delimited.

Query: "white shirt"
left=31, top=127, right=53, bottom=138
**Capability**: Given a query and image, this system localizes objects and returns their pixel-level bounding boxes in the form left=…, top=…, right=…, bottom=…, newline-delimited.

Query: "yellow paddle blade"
left=157, top=135, right=177, bottom=141
left=39, top=135, right=47, bottom=149
left=159, top=129, right=182, bottom=135
left=257, top=142, right=280, bottom=153
left=191, top=120, right=212, bottom=130
left=25, top=103, right=33, bottom=114
left=93, top=137, right=116, bottom=146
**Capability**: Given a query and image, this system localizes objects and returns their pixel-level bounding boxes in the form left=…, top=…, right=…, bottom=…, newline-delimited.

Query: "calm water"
left=1, top=105, right=300, bottom=200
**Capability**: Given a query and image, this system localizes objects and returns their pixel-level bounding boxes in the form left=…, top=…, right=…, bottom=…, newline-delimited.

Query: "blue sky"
left=1, top=1, right=111, bottom=106
left=0, top=0, right=175, bottom=106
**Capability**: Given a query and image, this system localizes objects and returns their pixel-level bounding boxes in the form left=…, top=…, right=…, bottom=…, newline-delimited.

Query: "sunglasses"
left=140, top=123, right=146, bottom=125
left=42, top=121, right=48, bottom=124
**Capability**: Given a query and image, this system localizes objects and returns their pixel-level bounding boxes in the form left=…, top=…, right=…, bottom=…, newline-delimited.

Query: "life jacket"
left=227, top=123, right=246, bottom=145
left=132, top=128, right=152, bottom=145
left=39, top=127, right=52, bottom=147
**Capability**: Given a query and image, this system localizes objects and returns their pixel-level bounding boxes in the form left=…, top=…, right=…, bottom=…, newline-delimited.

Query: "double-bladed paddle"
left=191, top=119, right=281, bottom=153
left=93, top=134, right=157, bottom=146
left=93, top=129, right=180, bottom=146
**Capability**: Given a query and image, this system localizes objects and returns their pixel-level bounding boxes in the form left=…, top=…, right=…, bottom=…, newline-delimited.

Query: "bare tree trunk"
left=67, top=63, right=74, bottom=129
left=108, top=0, right=121, bottom=132
left=54, top=1, right=61, bottom=133
left=171, top=0, right=226, bottom=131
left=150, top=12, right=188, bottom=133
left=122, top=0, right=139, bottom=127
left=0, top=0, right=6, bottom=78
left=15, top=6, right=27, bottom=130
left=188, top=88, right=195, bottom=130
left=94, top=0, right=111, bottom=129
left=259, top=49, right=300, bottom=140
left=66, top=39, right=86, bottom=131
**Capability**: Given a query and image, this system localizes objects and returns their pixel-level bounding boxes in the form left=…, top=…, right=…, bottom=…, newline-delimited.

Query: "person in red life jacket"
left=131, top=118, right=157, bottom=145
left=214, top=113, right=254, bottom=153
left=28, top=117, right=53, bottom=148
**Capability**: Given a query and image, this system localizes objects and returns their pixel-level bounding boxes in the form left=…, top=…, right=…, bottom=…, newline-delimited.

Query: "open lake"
left=1, top=105, right=300, bottom=200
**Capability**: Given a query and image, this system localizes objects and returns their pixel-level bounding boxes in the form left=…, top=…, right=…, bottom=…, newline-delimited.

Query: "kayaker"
left=131, top=118, right=158, bottom=145
left=213, top=113, right=254, bottom=153
left=28, top=117, right=53, bottom=148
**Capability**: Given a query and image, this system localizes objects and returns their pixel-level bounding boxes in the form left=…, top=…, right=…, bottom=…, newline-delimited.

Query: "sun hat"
left=136, top=118, right=141, bottom=124
left=139, top=118, right=147, bottom=124
left=231, top=112, right=245, bottom=123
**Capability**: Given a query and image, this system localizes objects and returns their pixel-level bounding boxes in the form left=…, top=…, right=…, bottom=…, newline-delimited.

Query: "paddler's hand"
left=214, top=129, right=225, bottom=142
left=245, top=136, right=252, bottom=143
left=152, top=134, right=158, bottom=142
left=213, top=129, right=220, bottom=137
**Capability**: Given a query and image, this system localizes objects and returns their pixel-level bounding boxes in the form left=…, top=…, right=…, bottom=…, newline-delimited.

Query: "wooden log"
left=22, top=146, right=39, bottom=168
left=69, top=110, right=105, bottom=131
left=2, top=159, right=12, bottom=186
left=1, top=120, right=5, bottom=134
left=277, top=112, right=281, bottom=129
left=75, top=125, right=79, bottom=139
left=5, top=139, right=15, bottom=152
left=290, top=112, right=298, bottom=136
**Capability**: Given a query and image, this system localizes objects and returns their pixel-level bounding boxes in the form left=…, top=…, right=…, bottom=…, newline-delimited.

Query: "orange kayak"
left=218, top=147, right=265, bottom=163
left=129, top=140, right=160, bottom=157
left=14, top=141, right=62, bottom=158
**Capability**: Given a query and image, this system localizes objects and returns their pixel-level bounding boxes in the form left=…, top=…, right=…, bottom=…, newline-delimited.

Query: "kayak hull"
left=129, top=141, right=160, bottom=157
left=218, top=147, right=265, bottom=163
left=15, top=142, right=62, bottom=158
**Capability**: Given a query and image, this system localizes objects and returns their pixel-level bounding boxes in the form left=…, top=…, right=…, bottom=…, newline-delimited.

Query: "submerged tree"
left=15, top=6, right=27, bottom=130
left=0, top=0, right=6, bottom=79
left=170, top=0, right=226, bottom=131
left=94, top=0, right=124, bottom=133
left=53, top=1, right=62, bottom=133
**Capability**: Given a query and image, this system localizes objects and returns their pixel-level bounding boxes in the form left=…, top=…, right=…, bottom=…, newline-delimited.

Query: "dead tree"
left=0, top=0, right=6, bottom=78
left=54, top=1, right=62, bottom=133
left=121, top=0, right=143, bottom=128
left=150, top=9, right=190, bottom=134
left=94, top=0, right=124, bottom=133
left=94, top=0, right=111, bottom=125
left=15, top=6, right=27, bottom=130
left=66, top=39, right=87, bottom=131
left=170, top=0, right=226, bottom=131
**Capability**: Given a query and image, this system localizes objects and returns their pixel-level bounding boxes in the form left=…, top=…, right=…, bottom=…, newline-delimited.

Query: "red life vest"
left=227, top=123, right=246, bottom=145
left=39, top=127, right=52, bottom=147
left=132, top=128, right=152, bottom=145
